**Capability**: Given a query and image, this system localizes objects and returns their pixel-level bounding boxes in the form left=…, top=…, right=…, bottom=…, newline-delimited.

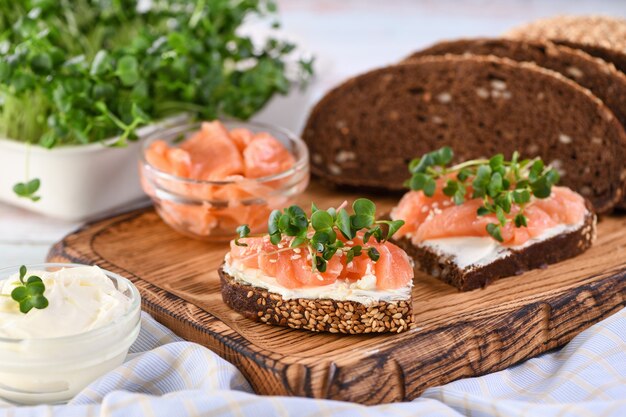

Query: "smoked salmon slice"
left=180, top=122, right=244, bottom=180
left=392, top=185, right=586, bottom=246
left=230, top=234, right=413, bottom=290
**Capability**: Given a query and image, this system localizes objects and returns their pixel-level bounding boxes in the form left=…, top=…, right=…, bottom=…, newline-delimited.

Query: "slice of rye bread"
left=392, top=202, right=596, bottom=291
left=505, top=15, right=626, bottom=75
left=302, top=55, right=626, bottom=214
left=219, top=266, right=413, bottom=334
left=403, top=38, right=626, bottom=131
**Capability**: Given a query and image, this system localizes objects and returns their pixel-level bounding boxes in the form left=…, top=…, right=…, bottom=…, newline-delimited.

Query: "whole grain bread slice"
left=219, top=266, right=413, bottom=334
left=505, top=15, right=626, bottom=75
left=404, top=38, right=626, bottom=132
left=392, top=202, right=596, bottom=291
left=302, top=55, right=626, bottom=213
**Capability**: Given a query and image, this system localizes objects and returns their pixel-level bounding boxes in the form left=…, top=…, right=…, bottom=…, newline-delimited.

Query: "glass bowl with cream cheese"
left=139, top=119, right=310, bottom=241
left=0, top=263, right=141, bottom=405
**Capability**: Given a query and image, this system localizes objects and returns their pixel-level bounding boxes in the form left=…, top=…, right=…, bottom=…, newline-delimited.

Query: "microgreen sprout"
left=405, top=147, right=560, bottom=242
left=236, top=199, right=404, bottom=272
left=13, top=178, right=41, bottom=202
left=10, top=265, right=48, bottom=314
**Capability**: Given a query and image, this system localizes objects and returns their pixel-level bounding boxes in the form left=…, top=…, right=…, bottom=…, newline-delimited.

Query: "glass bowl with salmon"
left=139, top=120, right=310, bottom=241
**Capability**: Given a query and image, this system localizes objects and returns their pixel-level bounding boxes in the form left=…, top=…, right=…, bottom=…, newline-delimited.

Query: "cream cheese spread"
left=0, top=266, right=131, bottom=339
left=223, top=255, right=411, bottom=306
left=419, top=221, right=584, bottom=270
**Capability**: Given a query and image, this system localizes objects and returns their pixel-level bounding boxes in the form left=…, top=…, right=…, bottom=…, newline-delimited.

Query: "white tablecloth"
left=3, top=308, right=625, bottom=417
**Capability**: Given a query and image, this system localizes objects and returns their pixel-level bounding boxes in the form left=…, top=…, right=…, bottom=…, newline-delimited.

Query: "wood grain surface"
left=47, top=181, right=626, bottom=404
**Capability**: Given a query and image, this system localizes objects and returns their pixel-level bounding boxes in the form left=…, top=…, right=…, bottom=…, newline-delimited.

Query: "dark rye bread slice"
left=505, top=16, right=626, bottom=75
left=219, top=266, right=413, bottom=334
left=392, top=202, right=596, bottom=291
left=302, top=55, right=626, bottom=214
left=403, top=38, right=626, bottom=132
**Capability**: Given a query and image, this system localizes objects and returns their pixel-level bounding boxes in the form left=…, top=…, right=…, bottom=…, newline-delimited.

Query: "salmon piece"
left=229, top=236, right=280, bottom=270
left=145, top=140, right=171, bottom=172
left=275, top=260, right=301, bottom=289
left=371, top=241, right=414, bottom=290
left=336, top=233, right=414, bottom=288
left=219, top=204, right=271, bottom=235
left=160, top=201, right=218, bottom=237
left=391, top=185, right=455, bottom=237
left=341, top=254, right=373, bottom=281
left=258, top=250, right=279, bottom=278
left=181, top=121, right=244, bottom=180
left=167, top=148, right=192, bottom=177
left=336, top=234, right=375, bottom=281
left=230, top=128, right=254, bottom=152
left=290, top=254, right=342, bottom=286
left=243, top=133, right=296, bottom=178
left=394, top=184, right=586, bottom=246
left=145, top=140, right=192, bottom=177
left=533, top=186, right=587, bottom=224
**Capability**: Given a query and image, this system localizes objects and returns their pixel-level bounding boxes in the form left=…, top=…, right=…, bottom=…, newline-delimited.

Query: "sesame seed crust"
left=219, top=267, right=414, bottom=334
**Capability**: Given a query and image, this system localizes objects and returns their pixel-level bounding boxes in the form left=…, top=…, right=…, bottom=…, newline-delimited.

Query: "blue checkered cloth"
left=2, top=308, right=625, bottom=417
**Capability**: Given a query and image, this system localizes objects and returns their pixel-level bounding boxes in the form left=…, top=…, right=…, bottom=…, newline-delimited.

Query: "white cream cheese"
left=0, top=264, right=141, bottom=405
left=0, top=266, right=131, bottom=339
left=420, top=221, right=584, bottom=270
left=223, top=255, right=411, bottom=306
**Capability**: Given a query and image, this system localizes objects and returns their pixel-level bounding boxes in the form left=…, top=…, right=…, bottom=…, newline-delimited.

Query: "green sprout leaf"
left=367, top=247, right=380, bottom=262
left=311, top=210, right=334, bottom=233
left=10, top=266, right=49, bottom=314
left=336, top=208, right=353, bottom=239
left=351, top=198, right=376, bottom=229
left=423, top=178, right=437, bottom=197
left=116, top=55, right=140, bottom=86
left=234, top=224, right=250, bottom=246
left=486, top=223, right=504, bottom=242
left=363, top=225, right=382, bottom=244
left=495, top=205, right=507, bottom=226
left=514, top=213, right=528, bottom=228
left=13, top=178, right=41, bottom=202
left=512, top=189, right=531, bottom=204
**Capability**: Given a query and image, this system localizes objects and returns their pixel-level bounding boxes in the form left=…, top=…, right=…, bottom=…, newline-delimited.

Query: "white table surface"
left=1, top=0, right=625, bottom=267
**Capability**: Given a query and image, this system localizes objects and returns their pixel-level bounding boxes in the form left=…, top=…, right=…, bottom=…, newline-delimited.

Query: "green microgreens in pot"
left=235, top=199, right=404, bottom=273
left=1, top=0, right=314, bottom=199
left=405, top=147, right=560, bottom=242
left=9, top=265, right=49, bottom=314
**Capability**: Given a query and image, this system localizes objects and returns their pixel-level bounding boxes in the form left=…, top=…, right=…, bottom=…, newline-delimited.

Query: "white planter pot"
left=0, top=115, right=189, bottom=222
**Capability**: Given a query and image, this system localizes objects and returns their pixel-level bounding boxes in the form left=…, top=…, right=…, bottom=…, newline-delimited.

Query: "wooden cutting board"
left=47, top=181, right=626, bottom=404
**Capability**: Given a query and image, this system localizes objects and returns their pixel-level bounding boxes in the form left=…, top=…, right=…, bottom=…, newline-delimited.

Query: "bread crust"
left=505, top=15, right=626, bottom=74
left=219, top=266, right=413, bottom=334
left=392, top=205, right=597, bottom=291
left=404, top=38, right=626, bottom=131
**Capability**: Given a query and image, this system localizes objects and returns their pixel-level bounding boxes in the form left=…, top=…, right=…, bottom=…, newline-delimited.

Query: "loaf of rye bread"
left=219, top=266, right=413, bottom=334
left=392, top=202, right=596, bottom=291
left=404, top=38, right=626, bottom=131
left=302, top=55, right=626, bottom=214
left=505, top=15, right=626, bottom=75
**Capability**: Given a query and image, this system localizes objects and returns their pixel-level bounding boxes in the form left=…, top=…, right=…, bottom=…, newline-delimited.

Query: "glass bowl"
left=139, top=120, right=310, bottom=241
left=0, top=263, right=141, bottom=405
